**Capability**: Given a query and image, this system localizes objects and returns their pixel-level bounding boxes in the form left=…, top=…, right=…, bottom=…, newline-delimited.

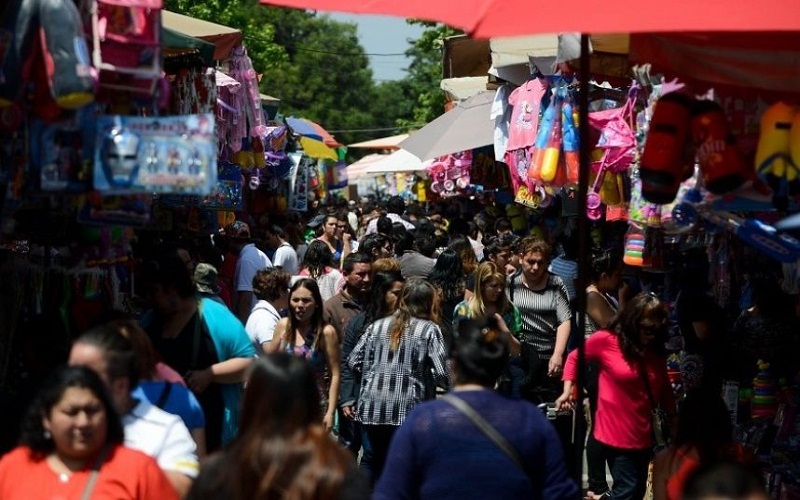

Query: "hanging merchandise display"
left=91, top=0, right=163, bottom=97
left=755, top=102, right=800, bottom=206
left=0, top=0, right=95, bottom=119
left=94, top=113, right=217, bottom=194
left=227, top=45, right=266, bottom=159
left=639, top=92, right=695, bottom=204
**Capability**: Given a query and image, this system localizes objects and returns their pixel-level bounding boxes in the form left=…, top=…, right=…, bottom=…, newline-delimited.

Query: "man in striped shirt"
left=508, top=237, right=572, bottom=403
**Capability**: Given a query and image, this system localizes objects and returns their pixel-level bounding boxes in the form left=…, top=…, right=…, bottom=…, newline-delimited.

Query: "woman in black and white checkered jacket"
left=348, top=278, right=451, bottom=483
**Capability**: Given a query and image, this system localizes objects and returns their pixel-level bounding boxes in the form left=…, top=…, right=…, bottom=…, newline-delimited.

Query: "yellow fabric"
left=299, top=137, right=338, bottom=160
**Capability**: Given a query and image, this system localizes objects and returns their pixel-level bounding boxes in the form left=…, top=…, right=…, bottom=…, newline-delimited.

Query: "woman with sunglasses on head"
left=557, top=292, right=677, bottom=500
left=267, top=278, right=341, bottom=433
left=0, top=366, right=177, bottom=499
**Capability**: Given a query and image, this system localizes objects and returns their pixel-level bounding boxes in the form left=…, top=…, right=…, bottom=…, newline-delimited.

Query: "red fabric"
left=563, top=329, right=675, bottom=450
left=258, top=0, right=800, bottom=38
left=665, top=444, right=748, bottom=500
left=0, top=446, right=179, bottom=500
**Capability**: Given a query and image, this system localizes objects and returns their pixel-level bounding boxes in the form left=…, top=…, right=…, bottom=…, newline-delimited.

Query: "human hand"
left=323, top=412, right=335, bottom=433
left=548, top=353, right=563, bottom=377
left=186, top=368, right=213, bottom=394
left=555, top=391, right=574, bottom=412
left=493, top=314, right=510, bottom=334
left=342, top=405, right=355, bottom=419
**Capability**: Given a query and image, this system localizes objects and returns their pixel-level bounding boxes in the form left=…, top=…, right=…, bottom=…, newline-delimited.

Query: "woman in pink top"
left=557, top=292, right=676, bottom=500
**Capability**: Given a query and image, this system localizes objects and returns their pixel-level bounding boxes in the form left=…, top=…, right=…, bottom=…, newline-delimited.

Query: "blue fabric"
left=604, top=444, right=651, bottom=500
left=374, top=389, right=578, bottom=500
left=548, top=256, right=578, bottom=303
left=200, top=298, right=256, bottom=444
left=134, top=381, right=206, bottom=429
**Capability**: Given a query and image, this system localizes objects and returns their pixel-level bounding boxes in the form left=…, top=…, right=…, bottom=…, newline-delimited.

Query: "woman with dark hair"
left=348, top=278, right=450, bottom=482
left=557, top=292, right=677, bottom=500
left=375, top=318, right=577, bottom=499
left=187, top=354, right=368, bottom=500
left=652, top=388, right=751, bottom=500
left=267, top=278, right=341, bottom=433
left=246, top=267, right=291, bottom=354
left=340, top=271, right=405, bottom=476
left=298, top=239, right=344, bottom=301
left=139, top=252, right=255, bottom=452
left=428, top=248, right=467, bottom=343
left=0, top=366, right=177, bottom=499
left=448, top=236, right=479, bottom=277
left=317, top=214, right=350, bottom=265
left=582, top=247, right=626, bottom=500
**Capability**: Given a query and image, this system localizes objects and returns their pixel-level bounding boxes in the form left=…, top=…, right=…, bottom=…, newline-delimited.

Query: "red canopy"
left=259, top=0, right=800, bottom=37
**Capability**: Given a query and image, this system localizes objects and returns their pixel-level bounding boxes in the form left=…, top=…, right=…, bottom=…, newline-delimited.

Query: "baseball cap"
left=307, top=214, right=326, bottom=229
left=225, top=221, right=250, bottom=239
left=194, top=263, right=221, bottom=294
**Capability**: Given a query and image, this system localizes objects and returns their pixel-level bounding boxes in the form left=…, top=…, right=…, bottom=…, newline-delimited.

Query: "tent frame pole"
left=572, top=33, right=591, bottom=497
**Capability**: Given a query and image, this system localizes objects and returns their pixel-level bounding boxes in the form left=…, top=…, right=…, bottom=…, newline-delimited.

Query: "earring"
left=43, top=430, right=51, bottom=440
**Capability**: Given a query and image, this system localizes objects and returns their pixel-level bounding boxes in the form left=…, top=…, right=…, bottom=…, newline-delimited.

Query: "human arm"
left=549, top=279, right=573, bottom=376
left=323, top=325, right=341, bottom=433
left=428, top=324, right=452, bottom=391
left=158, top=418, right=200, bottom=497
left=341, top=234, right=353, bottom=262
left=586, top=290, right=617, bottom=329
left=265, top=318, right=288, bottom=353
left=190, top=428, right=207, bottom=461
left=652, top=447, right=674, bottom=500
left=549, top=319, right=571, bottom=376
left=340, top=315, right=366, bottom=418
left=494, top=314, right=521, bottom=357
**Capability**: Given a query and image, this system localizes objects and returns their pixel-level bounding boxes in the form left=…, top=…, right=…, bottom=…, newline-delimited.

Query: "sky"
left=327, top=13, right=426, bottom=82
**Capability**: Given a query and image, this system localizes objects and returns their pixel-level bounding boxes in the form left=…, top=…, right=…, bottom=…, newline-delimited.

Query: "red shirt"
left=0, top=445, right=179, bottom=500
left=563, top=329, right=675, bottom=449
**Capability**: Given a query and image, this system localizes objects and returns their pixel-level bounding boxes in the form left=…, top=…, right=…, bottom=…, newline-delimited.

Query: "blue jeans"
left=603, top=444, right=651, bottom=500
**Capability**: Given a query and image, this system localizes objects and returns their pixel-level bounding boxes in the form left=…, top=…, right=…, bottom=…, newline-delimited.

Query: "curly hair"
left=252, top=267, right=291, bottom=302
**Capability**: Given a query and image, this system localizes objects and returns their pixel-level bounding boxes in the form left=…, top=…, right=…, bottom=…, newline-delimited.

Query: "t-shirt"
left=563, top=329, right=675, bottom=450
left=491, top=83, right=512, bottom=160
left=123, top=398, right=200, bottom=479
left=235, top=243, right=272, bottom=309
left=548, top=257, right=578, bottom=303
left=0, top=446, right=178, bottom=500
left=272, top=241, right=299, bottom=275
left=508, top=273, right=571, bottom=357
left=245, top=299, right=281, bottom=352
left=506, top=78, right=548, bottom=151
left=399, top=251, right=436, bottom=280
left=135, top=381, right=206, bottom=430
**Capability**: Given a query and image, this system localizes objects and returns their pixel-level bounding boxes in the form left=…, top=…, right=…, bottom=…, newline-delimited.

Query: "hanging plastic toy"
left=691, top=100, right=750, bottom=194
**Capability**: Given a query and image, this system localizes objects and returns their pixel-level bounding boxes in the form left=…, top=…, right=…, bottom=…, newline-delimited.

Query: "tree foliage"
left=163, top=1, right=459, bottom=148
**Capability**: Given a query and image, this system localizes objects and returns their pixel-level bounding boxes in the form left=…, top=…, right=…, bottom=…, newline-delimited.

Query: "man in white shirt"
left=264, top=224, right=299, bottom=275
left=226, top=221, right=272, bottom=325
left=68, top=325, right=199, bottom=497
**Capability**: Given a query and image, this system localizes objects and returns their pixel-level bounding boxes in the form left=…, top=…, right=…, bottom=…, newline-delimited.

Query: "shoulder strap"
left=80, top=444, right=111, bottom=500
left=191, top=300, right=204, bottom=369
left=441, top=394, right=527, bottom=473
left=155, top=382, right=173, bottom=409
left=637, top=362, right=658, bottom=410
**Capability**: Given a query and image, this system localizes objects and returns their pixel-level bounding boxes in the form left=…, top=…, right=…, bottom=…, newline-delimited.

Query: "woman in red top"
left=557, top=292, right=676, bottom=500
left=652, top=388, right=751, bottom=500
left=0, top=366, right=177, bottom=499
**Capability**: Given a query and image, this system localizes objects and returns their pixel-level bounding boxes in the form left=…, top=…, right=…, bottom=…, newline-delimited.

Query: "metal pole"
left=573, top=33, right=591, bottom=497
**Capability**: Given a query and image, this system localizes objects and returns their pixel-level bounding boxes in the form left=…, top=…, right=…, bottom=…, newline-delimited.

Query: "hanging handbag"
left=638, top=363, right=671, bottom=447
